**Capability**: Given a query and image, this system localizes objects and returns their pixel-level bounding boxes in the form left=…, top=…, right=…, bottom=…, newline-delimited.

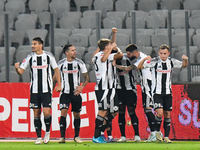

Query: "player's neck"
left=67, top=57, right=74, bottom=62
left=35, top=49, right=43, bottom=55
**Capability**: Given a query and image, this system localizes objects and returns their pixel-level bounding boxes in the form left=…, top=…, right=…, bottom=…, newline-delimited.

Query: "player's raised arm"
left=15, top=62, right=25, bottom=75
left=137, top=55, right=151, bottom=70
left=181, top=55, right=188, bottom=68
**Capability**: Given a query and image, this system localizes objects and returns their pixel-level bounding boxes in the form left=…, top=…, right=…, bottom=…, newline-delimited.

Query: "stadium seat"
left=21, top=70, right=30, bottom=82
left=191, top=10, right=200, bottom=16
left=17, top=14, right=38, bottom=23
left=151, top=34, right=168, bottom=47
left=0, top=30, right=3, bottom=45
left=94, top=0, right=114, bottom=18
left=74, top=46, right=86, bottom=56
left=59, top=17, right=80, bottom=29
left=126, top=17, right=146, bottom=29
left=17, top=45, right=32, bottom=52
left=38, top=12, right=52, bottom=29
left=171, top=16, right=186, bottom=29
left=149, top=10, right=168, bottom=18
left=89, top=34, right=109, bottom=46
left=174, top=29, right=195, bottom=37
left=197, top=52, right=200, bottom=63
left=83, top=10, right=102, bottom=18
left=80, top=16, right=96, bottom=29
left=172, top=68, right=181, bottom=82
left=53, top=32, right=69, bottom=47
left=174, top=51, right=195, bottom=63
left=1, top=65, right=16, bottom=72
left=184, top=0, right=200, bottom=12
left=179, top=69, right=188, bottom=82
left=72, top=29, right=92, bottom=36
left=60, top=11, right=82, bottom=19
left=15, top=50, right=31, bottom=63
left=192, top=76, right=200, bottom=82
left=196, top=29, right=200, bottom=35
left=74, top=0, right=93, bottom=11
left=27, top=29, right=48, bottom=45
left=155, top=29, right=174, bottom=35
left=129, top=10, right=149, bottom=21
left=0, top=1, right=4, bottom=14
left=54, top=28, right=71, bottom=37
left=146, top=15, right=166, bottom=29
left=69, top=34, right=89, bottom=47
left=193, top=35, right=200, bottom=47
left=0, top=0, right=6, bottom=2
left=89, top=70, right=96, bottom=82
left=103, top=17, right=123, bottom=29
left=107, top=11, right=126, bottom=21
left=5, top=1, right=25, bottom=18
left=172, top=34, right=191, bottom=47
left=138, top=0, right=157, bottom=12
left=92, top=29, right=112, bottom=37
left=177, top=46, right=198, bottom=54
left=0, top=47, right=16, bottom=69
left=87, top=46, right=98, bottom=53
left=116, top=29, right=132, bottom=37
left=189, top=15, right=200, bottom=30
left=137, top=29, right=155, bottom=35
left=137, top=46, right=153, bottom=56
left=50, top=1, right=70, bottom=20
left=29, top=0, right=49, bottom=14
left=171, top=10, right=190, bottom=17
left=113, top=34, right=129, bottom=46
left=115, top=0, right=135, bottom=14
left=44, top=46, right=63, bottom=54
left=160, top=0, right=181, bottom=11
left=9, top=30, right=25, bottom=46
left=84, top=51, right=94, bottom=65
left=134, top=34, right=151, bottom=46
left=0, top=71, right=20, bottom=82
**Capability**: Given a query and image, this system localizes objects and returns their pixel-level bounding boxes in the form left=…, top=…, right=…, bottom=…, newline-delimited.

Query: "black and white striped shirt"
left=133, top=52, right=152, bottom=97
left=143, top=56, right=182, bottom=95
left=92, top=51, right=116, bottom=90
left=58, top=58, right=87, bottom=94
left=116, top=54, right=136, bottom=92
left=20, top=51, right=58, bottom=93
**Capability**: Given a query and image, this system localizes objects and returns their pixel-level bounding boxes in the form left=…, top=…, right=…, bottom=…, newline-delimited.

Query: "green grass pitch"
left=0, top=141, right=200, bottom=150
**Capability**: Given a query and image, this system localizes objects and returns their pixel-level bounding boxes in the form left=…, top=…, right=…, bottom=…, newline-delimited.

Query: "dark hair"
left=125, top=44, right=137, bottom=52
left=98, top=39, right=112, bottom=51
left=63, top=44, right=74, bottom=54
left=159, top=44, right=169, bottom=51
left=32, top=37, right=44, bottom=45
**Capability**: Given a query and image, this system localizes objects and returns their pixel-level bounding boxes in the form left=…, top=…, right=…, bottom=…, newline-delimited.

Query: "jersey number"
left=94, top=56, right=99, bottom=71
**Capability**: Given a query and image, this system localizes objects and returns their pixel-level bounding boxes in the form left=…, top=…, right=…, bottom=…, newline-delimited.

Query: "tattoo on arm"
left=82, top=73, right=89, bottom=87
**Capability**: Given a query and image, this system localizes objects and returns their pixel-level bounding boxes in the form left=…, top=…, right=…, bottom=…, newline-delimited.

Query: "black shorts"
left=60, top=93, right=82, bottom=113
left=153, top=94, right=172, bottom=111
left=142, top=92, right=154, bottom=108
left=30, top=92, right=52, bottom=109
left=117, top=89, right=137, bottom=108
left=95, top=89, right=119, bottom=113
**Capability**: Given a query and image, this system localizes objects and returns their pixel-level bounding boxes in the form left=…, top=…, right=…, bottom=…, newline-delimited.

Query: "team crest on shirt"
left=22, top=59, right=26, bottom=63
left=43, top=59, right=46, bottom=62
left=146, top=60, right=151, bottom=63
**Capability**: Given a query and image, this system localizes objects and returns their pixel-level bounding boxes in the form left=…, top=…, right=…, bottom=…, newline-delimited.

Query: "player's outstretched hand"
left=73, top=86, right=83, bottom=96
left=111, top=43, right=117, bottom=50
left=182, top=55, right=188, bottom=60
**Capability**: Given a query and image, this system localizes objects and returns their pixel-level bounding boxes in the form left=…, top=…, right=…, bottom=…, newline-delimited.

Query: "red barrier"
left=0, top=83, right=199, bottom=139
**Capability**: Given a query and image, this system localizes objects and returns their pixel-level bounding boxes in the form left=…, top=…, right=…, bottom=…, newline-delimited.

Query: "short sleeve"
left=108, top=53, right=115, bottom=62
left=143, top=59, right=156, bottom=68
left=172, top=58, right=182, bottom=68
left=80, top=63, right=87, bottom=74
left=20, top=55, right=31, bottom=70
left=50, top=55, right=58, bottom=69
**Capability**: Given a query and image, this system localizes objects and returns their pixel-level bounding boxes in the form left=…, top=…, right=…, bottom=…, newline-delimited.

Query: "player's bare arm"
left=137, top=55, right=151, bottom=70
left=15, top=62, right=25, bottom=75
left=54, top=67, right=62, bottom=92
left=181, top=55, right=188, bottom=68
left=74, top=72, right=89, bottom=96
left=101, top=43, right=117, bottom=62
left=116, top=64, right=136, bottom=71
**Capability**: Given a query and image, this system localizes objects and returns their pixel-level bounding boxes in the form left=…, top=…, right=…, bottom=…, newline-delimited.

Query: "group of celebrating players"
left=14, top=27, right=188, bottom=144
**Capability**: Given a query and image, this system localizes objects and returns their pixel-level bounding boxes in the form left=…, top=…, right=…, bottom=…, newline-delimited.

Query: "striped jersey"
left=58, top=58, right=87, bottom=94
left=143, top=56, right=182, bottom=95
left=133, top=52, right=152, bottom=97
left=116, top=54, right=136, bottom=92
left=20, top=51, right=58, bottom=93
left=92, top=51, right=116, bottom=90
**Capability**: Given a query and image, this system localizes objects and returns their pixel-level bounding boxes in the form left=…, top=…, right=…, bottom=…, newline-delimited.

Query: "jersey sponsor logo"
left=29, top=103, right=38, bottom=108
left=32, top=65, right=48, bottom=69
left=156, top=69, right=171, bottom=73
left=63, top=70, right=79, bottom=74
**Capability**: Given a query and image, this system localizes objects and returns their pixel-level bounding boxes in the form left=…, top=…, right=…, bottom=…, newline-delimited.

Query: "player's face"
left=126, top=51, right=136, bottom=60
left=158, top=48, right=170, bottom=61
left=66, top=46, right=76, bottom=59
left=31, top=41, right=42, bottom=52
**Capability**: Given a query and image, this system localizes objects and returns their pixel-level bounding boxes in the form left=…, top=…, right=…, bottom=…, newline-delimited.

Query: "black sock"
left=145, top=109, right=156, bottom=132
left=94, top=115, right=104, bottom=138
left=74, top=117, right=81, bottom=138
left=130, top=112, right=139, bottom=136
left=164, top=118, right=171, bottom=137
left=60, top=116, right=66, bottom=138
left=34, top=117, right=42, bottom=138
left=44, top=115, right=51, bottom=132
left=155, top=116, right=162, bottom=131
left=107, top=122, right=112, bottom=136
left=118, top=111, right=126, bottom=137
left=100, top=118, right=108, bottom=133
